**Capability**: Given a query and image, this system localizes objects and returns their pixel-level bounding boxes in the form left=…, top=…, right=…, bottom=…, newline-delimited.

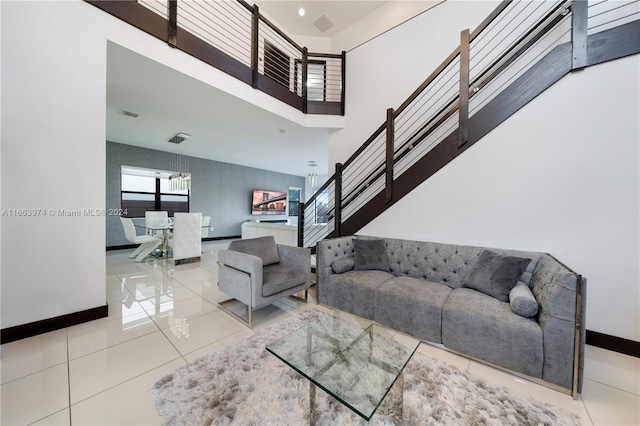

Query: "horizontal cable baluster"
left=468, top=1, right=521, bottom=60
left=588, top=0, right=608, bottom=8
left=341, top=178, right=385, bottom=223
left=191, top=1, right=251, bottom=47
left=469, top=18, right=572, bottom=116
left=470, top=2, right=545, bottom=77
left=587, top=0, right=639, bottom=34
left=183, top=2, right=251, bottom=57
left=394, top=114, right=459, bottom=178
left=469, top=1, right=572, bottom=99
left=394, top=59, right=460, bottom=148
left=178, top=3, right=250, bottom=64
left=341, top=134, right=385, bottom=198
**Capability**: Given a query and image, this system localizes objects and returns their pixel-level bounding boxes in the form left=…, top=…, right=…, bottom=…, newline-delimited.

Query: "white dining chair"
left=120, top=217, right=162, bottom=262
left=169, top=213, right=202, bottom=264
left=201, top=215, right=211, bottom=239
left=145, top=211, right=168, bottom=237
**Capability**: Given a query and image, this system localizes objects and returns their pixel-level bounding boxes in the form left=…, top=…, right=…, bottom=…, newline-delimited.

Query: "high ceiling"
left=254, top=1, right=389, bottom=37
left=106, top=2, right=390, bottom=178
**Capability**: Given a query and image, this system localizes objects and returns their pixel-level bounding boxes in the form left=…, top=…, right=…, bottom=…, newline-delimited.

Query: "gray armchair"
left=217, top=236, right=311, bottom=327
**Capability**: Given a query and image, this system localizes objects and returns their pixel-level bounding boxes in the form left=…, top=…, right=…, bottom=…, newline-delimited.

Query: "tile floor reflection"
left=1, top=240, right=638, bottom=425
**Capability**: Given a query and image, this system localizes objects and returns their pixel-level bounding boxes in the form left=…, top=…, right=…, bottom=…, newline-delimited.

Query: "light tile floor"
left=1, top=240, right=638, bottom=425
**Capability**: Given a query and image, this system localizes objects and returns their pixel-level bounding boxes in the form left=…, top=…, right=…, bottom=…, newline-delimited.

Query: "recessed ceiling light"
left=298, top=8, right=305, bottom=17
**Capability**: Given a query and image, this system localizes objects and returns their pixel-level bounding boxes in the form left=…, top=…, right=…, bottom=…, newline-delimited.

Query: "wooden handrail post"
left=251, top=4, right=260, bottom=88
left=571, top=0, right=588, bottom=70
left=302, top=47, right=308, bottom=113
left=298, top=202, right=305, bottom=248
left=334, top=163, right=343, bottom=237
left=385, top=108, right=394, bottom=204
left=168, top=0, right=177, bottom=47
left=341, top=51, right=346, bottom=116
left=458, top=28, right=470, bottom=148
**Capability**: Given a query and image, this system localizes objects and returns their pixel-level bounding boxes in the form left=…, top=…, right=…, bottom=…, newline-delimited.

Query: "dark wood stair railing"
left=301, top=0, right=640, bottom=249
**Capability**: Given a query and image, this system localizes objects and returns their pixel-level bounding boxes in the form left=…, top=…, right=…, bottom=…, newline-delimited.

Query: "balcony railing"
left=88, top=0, right=345, bottom=115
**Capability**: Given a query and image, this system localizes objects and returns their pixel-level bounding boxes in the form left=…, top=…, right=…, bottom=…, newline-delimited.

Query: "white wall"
left=0, top=0, right=338, bottom=330
left=331, top=0, right=443, bottom=53
left=1, top=1, right=108, bottom=328
left=335, top=1, right=640, bottom=341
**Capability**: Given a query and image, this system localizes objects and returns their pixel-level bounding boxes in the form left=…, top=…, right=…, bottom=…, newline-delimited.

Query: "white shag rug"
left=150, top=309, right=580, bottom=425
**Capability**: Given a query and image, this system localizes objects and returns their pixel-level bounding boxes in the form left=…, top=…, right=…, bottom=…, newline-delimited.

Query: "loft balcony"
left=87, top=0, right=345, bottom=116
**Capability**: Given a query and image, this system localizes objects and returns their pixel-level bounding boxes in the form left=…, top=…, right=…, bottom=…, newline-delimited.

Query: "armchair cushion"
left=262, top=264, right=308, bottom=297
left=229, top=236, right=280, bottom=266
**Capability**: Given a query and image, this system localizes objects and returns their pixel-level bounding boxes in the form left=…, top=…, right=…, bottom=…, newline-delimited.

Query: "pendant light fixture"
left=168, top=133, right=191, bottom=192
left=308, top=161, right=318, bottom=187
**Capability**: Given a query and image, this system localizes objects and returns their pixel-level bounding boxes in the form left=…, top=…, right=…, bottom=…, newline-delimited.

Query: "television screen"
left=252, top=189, right=287, bottom=215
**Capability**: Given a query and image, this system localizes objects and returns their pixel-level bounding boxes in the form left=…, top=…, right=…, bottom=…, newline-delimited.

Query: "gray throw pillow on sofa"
left=332, top=258, right=355, bottom=274
left=509, top=281, right=539, bottom=317
left=353, top=239, right=390, bottom=272
left=463, top=249, right=531, bottom=302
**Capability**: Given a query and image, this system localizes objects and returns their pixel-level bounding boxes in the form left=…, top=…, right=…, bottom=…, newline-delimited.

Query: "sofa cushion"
left=353, top=239, right=390, bottom=272
left=463, top=250, right=531, bottom=302
left=323, top=270, right=394, bottom=320
left=442, top=288, right=543, bottom=379
left=374, top=277, right=452, bottom=343
left=229, top=236, right=280, bottom=266
left=332, top=258, right=354, bottom=274
left=262, top=264, right=308, bottom=297
left=510, top=282, right=539, bottom=317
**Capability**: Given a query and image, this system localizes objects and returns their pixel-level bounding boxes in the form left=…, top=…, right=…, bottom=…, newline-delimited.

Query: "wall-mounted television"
left=252, top=189, right=287, bottom=215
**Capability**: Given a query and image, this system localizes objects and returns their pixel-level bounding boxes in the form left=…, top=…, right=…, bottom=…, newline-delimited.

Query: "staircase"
left=300, top=0, right=640, bottom=248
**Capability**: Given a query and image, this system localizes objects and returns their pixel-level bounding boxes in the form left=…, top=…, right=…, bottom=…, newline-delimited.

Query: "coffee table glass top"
left=266, top=311, right=419, bottom=421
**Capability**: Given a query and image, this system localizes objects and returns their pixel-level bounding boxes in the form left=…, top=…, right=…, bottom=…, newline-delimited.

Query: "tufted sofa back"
left=383, top=237, right=542, bottom=289
left=317, top=235, right=543, bottom=290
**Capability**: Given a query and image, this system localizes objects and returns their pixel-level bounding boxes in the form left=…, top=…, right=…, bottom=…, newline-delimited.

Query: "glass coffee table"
left=266, top=311, right=419, bottom=424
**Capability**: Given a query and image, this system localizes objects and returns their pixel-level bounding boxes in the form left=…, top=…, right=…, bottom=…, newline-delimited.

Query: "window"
left=121, top=167, right=189, bottom=217
left=288, top=187, right=301, bottom=216
left=314, top=189, right=330, bottom=223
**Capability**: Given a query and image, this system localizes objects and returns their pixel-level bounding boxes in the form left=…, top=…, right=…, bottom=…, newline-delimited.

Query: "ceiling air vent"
left=313, top=14, right=335, bottom=34
left=120, top=110, right=139, bottom=119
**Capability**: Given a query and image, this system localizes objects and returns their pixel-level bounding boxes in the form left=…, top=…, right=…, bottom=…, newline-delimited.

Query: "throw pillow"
left=509, top=282, right=539, bottom=317
left=332, top=258, right=355, bottom=274
left=463, top=250, right=531, bottom=302
left=228, top=235, right=280, bottom=266
left=353, top=238, right=390, bottom=272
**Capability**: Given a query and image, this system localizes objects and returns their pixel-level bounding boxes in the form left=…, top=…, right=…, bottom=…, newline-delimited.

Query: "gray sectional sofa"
left=316, top=235, right=586, bottom=396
